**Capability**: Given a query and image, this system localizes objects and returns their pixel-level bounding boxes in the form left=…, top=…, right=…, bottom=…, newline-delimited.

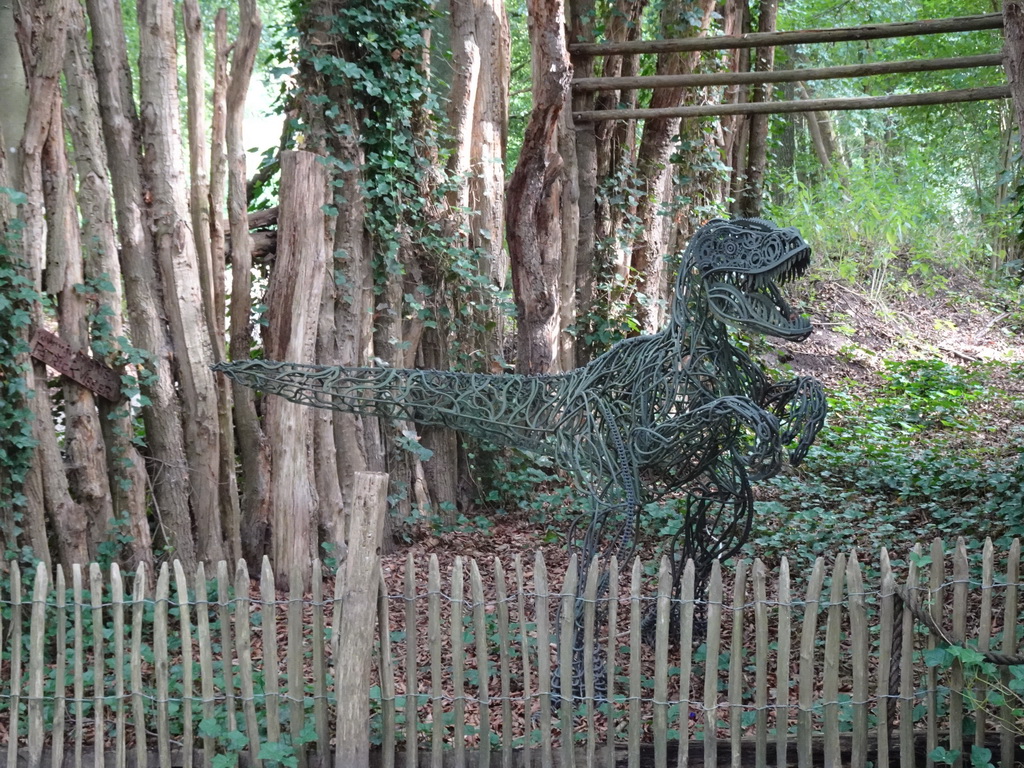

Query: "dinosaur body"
left=216, top=217, right=826, bottom=575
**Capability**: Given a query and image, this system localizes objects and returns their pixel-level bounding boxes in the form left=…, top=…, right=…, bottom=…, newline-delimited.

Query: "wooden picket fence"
left=0, top=538, right=1021, bottom=768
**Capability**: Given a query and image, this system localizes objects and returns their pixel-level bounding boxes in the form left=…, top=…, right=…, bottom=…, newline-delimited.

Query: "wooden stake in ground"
left=334, top=471, right=389, bottom=768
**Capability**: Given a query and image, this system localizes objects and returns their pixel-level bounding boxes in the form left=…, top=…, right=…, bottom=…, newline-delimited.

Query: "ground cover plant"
left=749, top=358, right=1024, bottom=574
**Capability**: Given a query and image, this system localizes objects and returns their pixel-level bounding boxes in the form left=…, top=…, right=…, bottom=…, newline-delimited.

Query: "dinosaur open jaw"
left=705, top=244, right=813, bottom=340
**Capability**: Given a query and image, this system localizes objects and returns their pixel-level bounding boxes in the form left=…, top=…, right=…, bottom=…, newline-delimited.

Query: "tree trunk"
left=136, top=0, right=222, bottom=567
left=507, top=0, right=572, bottom=375
left=737, top=0, right=778, bottom=218
left=86, top=0, right=196, bottom=566
left=557, top=74, right=580, bottom=371
left=0, top=0, right=49, bottom=566
left=446, top=0, right=482, bottom=201
left=14, top=0, right=92, bottom=568
left=630, top=0, right=716, bottom=333
left=265, top=150, right=328, bottom=592
left=296, top=2, right=374, bottom=551
left=720, top=0, right=748, bottom=202
left=225, top=0, right=270, bottom=565
left=1004, top=0, right=1024, bottom=156
left=182, top=0, right=220, bottom=351
left=210, top=8, right=243, bottom=564
left=569, top=0, right=598, bottom=369
left=313, top=274, right=349, bottom=558
left=0, top=0, right=28, bottom=191
left=63, top=3, right=152, bottom=568
left=578, top=0, right=645, bottom=365
left=44, top=99, right=113, bottom=562
left=468, top=0, right=510, bottom=363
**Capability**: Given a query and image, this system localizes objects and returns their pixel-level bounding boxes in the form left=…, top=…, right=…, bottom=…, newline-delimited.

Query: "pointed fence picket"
left=0, top=538, right=1021, bottom=768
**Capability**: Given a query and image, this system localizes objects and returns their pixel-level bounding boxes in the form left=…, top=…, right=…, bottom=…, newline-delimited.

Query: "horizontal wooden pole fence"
left=573, top=84, right=1012, bottom=122
left=0, top=538, right=1020, bottom=768
left=571, top=53, right=1005, bottom=92
left=568, top=13, right=1004, bottom=56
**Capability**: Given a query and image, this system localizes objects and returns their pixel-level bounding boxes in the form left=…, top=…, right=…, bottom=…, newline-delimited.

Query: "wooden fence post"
left=334, top=471, right=388, bottom=768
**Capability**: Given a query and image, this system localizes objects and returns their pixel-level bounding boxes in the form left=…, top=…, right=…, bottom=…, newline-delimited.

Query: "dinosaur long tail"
left=212, top=359, right=559, bottom=451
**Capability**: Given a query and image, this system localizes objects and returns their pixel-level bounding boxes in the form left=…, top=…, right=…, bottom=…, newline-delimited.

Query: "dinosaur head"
left=677, top=217, right=813, bottom=340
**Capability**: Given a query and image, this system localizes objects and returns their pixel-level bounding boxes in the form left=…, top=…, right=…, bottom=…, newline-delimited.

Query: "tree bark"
left=86, top=0, right=196, bottom=566
left=569, top=0, right=597, bottom=369
left=44, top=99, right=113, bottom=562
left=63, top=2, right=152, bottom=568
left=1004, top=1, right=1024, bottom=156
left=507, top=0, right=572, bottom=375
left=182, top=0, right=220, bottom=352
left=313, top=273, right=349, bottom=558
left=630, top=0, right=715, bottom=334
left=722, top=0, right=750, bottom=210
left=0, top=0, right=48, bottom=566
left=737, top=0, right=778, bottom=218
left=225, top=0, right=270, bottom=565
left=13, top=0, right=92, bottom=568
left=210, top=8, right=243, bottom=564
left=446, top=0, right=482, bottom=201
left=296, top=1, right=374, bottom=551
left=593, top=0, right=645, bottom=311
left=0, top=0, right=28, bottom=191
left=265, top=151, right=328, bottom=592
left=467, top=0, right=511, bottom=370
left=136, top=0, right=223, bottom=566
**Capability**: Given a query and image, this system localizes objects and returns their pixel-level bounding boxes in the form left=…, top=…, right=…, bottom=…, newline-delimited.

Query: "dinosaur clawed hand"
left=764, top=377, right=828, bottom=466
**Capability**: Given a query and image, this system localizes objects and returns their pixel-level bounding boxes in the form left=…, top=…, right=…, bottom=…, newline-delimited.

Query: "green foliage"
left=468, top=443, right=584, bottom=531
left=0, top=192, right=38, bottom=560
left=925, top=642, right=1024, bottom=766
left=768, top=158, right=1008, bottom=297
left=749, top=359, right=1024, bottom=572
left=772, top=0, right=1017, bottom=280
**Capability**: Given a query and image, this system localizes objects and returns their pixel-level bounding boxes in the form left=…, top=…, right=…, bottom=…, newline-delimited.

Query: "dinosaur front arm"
left=632, top=395, right=784, bottom=486
left=762, top=376, right=827, bottom=465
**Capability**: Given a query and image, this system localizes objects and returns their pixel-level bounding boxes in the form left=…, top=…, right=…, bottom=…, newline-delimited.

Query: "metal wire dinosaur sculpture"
left=215, top=216, right=824, bottom=566
left=214, top=217, right=826, bottom=694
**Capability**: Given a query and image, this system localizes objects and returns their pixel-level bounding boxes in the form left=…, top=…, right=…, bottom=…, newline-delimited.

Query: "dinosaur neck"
left=666, top=270, right=765, bottom=398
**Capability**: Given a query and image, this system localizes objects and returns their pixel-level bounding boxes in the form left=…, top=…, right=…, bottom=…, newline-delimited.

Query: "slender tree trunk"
left=14, top=0, right=92, bottom=568
left=446, top=0, right=481, bottom=201
left=592, top=0, right=645, bottom=299
left=0, top=0, right=49, bottom=566
left=182, top=0, right=220, bottom=351
left=462, top=0, right=511, bottom=372
left=630, top=0, right=715, bottom=333
left=136, top=0, right=223, bottom=566
left=579, top=0, right=645, bottom=364
left=210, top=8, right=243, bottom=564
left=1004, top=0, right=1024, bottom=156
left=557, top=67, right=580, bottom=371
left=570, top=0, right=598, bottom=369
left=225, top=0, right=271, bottom=564
left=297, top=2, right=373, bottom=549
left=44, top=99, right=113, bottom=562
left=507, top=0, right=572, bottom=375
left=63, top=3, right=152, bottom=568
left=86, top=0, right=196, bottom=566
left=737, top=0, right=778, bottom=217
left=313, top=273, right=349, bottom=557
left=0, top=0, right=27, bottom=191
left=720, top=0, right=748, bottom=201
left=265, top=150, right=328, bottom=591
